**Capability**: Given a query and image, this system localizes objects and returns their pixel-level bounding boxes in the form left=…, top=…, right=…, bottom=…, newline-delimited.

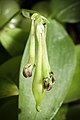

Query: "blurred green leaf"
left=0, top=0, right=20, bottom=28
left=0, top=27, right=27, bottom=56
left=32, top=1, right=51, bottom=17
left=0, top=96, right=18, bottom=120
left=66, top=105, right=80, bottom=120
left=0, top=44, right=11, bottom=65
left=7, top=14, right=23, bottom=29
left=19, top=19, right=76, bottom=120
left=53, top=105, right=68, bottom=120
left=19, top=18, right=31, bottom=33
left=0, top=56, right=21, bottom=98
left=0, top=77, right=18, bottom=98
left=53, top=104, right=80, bottom=120
left=65, top=45, right=80, bottom=103
left=50, top=0, right=80, bottom=23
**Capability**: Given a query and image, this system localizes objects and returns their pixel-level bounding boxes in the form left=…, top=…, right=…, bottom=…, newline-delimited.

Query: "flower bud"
left=23, top=16, right=35, bottom=78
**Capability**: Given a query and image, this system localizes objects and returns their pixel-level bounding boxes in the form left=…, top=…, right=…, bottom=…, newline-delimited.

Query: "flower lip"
left=23, top=64, right=33, bottom=78
left=43, top=72, right=55, bottom=91
left=23, top=69, right=32, bottom=78
left=46, top=83, right=52, bottom=91
left=43, top=77, right=52, bottom=91
left=49, top=71, right=55, bottom=83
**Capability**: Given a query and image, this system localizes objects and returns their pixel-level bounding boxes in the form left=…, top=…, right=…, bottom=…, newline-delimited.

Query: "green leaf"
left=66, top=105, right=80, bottom=120
left=32, top=1, right=51, bottom=17
left=0, top=0, right=20, bottom=28
left=0, top=77, right=18, bottom=98
left=50, top=0, right=80, bottom=23
left=53, top=104, right=80, bottom=120
left=0, top=56, right=21, bottom=98
left=64, top=45, right=80, bottom=103
left=19, top=19, right=76, bottom=120
left=0, top=44, right=11, bottom=65
left=0, top=27, right=27, bottom=56
left=53, top=105, right=68, bottom=120
left=19, top=18, right=31, bottom=34
left=0, top=96, right=18, bottom=120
